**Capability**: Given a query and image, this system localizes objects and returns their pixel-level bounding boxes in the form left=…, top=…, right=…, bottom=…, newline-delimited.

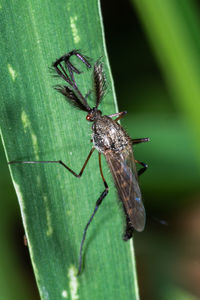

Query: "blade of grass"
left=0, top=0, right=140, bottom=299
left=132, top=0, right=200, bottom=167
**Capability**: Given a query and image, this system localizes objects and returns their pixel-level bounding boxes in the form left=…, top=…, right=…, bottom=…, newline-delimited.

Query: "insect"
left=9, top=50, right=149, bottom=274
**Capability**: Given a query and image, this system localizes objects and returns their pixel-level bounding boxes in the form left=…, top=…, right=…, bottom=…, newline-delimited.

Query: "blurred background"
left=1, top=0, right=200, bottom=299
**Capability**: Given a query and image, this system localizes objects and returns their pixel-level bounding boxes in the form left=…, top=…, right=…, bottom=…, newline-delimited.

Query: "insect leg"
left=132, top=138, right=150, bottom=145
left=8, top=147, right=95, bottom=178
left=135, top=159, right=148, bottom=176
left=107, top=111, right=127, bottom=121
left=78, top=152, right=109, bottom=275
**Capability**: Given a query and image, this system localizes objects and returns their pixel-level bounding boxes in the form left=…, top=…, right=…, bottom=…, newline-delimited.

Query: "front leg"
left=107, top=111, right=127, bottom=122
left=8, top=147, right=95, bottom=178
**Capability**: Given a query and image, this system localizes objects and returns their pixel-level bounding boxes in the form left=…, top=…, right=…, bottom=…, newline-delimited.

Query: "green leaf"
left=0, top=0, right=140, bottom=299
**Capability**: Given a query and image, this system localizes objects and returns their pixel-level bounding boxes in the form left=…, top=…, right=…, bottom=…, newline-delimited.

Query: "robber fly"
left=9, top=50, right=149, bottom=274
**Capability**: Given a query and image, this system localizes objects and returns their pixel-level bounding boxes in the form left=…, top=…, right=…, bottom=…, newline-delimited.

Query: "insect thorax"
left=92, top=115, right=130, bottom=153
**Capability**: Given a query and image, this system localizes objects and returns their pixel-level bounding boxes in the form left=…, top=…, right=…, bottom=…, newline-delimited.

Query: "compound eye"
left=86, top=114, right=92, bottom=121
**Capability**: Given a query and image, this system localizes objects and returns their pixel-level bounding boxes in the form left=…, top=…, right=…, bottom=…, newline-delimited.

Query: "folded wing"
left=105, top=145, right=146, bottom=232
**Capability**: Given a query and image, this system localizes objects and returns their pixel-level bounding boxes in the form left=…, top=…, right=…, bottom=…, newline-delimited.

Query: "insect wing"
left=106, top=145, right=146, bottom=232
